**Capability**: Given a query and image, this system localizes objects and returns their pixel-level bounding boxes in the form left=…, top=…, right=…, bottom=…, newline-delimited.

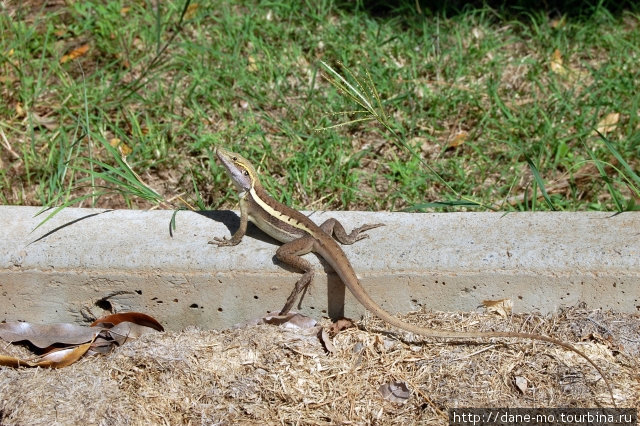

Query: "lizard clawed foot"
left=351, top=223, right=385, bottom=242
left=208, top=236, right=241, bottom=247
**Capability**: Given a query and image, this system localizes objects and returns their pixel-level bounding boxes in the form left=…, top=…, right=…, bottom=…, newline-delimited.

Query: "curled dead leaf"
left=60, top=44, right=89, bottom=64
left=91, top=312, right=164, bottom=332
left=482, top=299, right=513, bottom=317
left=0, top=322, right=100, bottom=348
left=37, top=342, right=93, bottom=368
left=0, top=342, right=93, bottom=369
left=0, top=312, right=163, bottom=368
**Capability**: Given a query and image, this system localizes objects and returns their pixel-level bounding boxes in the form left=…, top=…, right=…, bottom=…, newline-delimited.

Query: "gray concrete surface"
left=1, top=206, right=638, bottom=330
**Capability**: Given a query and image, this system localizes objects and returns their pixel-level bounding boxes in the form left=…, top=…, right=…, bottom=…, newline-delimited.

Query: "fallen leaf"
left=109, top=138, right=133, bottom=157
left=37, top=342, right=93, bottom=368
left=60, top=44, right=89, bottom=63
left=550, top=49, right=566, bottom=75
left=0, top=312, right=163, bottom=368
left=514, top=376, right=528, bottom=393
left=594, top=112, right=620, bottom=135
left=447, top=131, right=468, bottom=150
left=0, top=322, right=100, bottom=348
left=378, top=381, right=411, bottom=404
left=120, top=6, right=130, bottom=16
left=184, top=3, right=199, bottom=20
left=482, top=298, right=513, bottom=317
left=0, top=342, right=93, bottom=369
left=91, top=312, right=163, bottom=331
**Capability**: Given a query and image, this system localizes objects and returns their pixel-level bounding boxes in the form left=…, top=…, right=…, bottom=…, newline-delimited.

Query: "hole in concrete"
left=190, top=303, right=199, bottom=308
left=135, top=290, right=142, bottom=295
left=95, top=298, right=112, bottom=312
left=253, top=295, right=259, bottom=299
left=174, top=299, right=179, bottom=302
left=217, top=307, right=223, bottom=312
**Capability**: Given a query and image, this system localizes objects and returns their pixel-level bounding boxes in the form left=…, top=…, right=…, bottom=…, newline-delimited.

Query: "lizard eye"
left=244, top=170, right=249, bottom=176
left=232, top=156, right=237, bottom=161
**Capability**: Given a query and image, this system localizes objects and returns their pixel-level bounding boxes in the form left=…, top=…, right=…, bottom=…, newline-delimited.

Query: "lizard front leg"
left=276, top=236, right=316, bottom=315
left=320, top=218, right=384, bottom=245
left=209, top=202, right=249, bottom=246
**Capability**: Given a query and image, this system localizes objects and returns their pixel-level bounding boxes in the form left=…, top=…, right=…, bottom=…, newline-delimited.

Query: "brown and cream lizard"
left=210, top=146, right=614, bottom=403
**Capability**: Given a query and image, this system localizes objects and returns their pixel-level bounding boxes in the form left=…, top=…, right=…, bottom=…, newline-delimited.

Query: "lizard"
left=209, top=146, right=614, bottom=403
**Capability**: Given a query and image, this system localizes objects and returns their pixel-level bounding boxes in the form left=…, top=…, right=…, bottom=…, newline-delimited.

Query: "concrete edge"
left=1, top=206, right=638, bottom=330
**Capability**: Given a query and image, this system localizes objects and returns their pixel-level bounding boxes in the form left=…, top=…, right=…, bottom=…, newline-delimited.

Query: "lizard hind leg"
left=275, top=239, right=316, bottom=315
left=320, top=218, right=385, bottom=244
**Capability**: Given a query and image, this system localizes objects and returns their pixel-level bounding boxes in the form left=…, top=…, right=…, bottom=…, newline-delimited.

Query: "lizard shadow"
left=195, top=210, right=275, bottom=244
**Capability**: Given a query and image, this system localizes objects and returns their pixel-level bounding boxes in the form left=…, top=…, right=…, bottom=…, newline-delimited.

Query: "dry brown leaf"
left=91, top=312, right=164, bottom=331
left=60, top=44, right=90, bottom=63
left=120, top=6, right=131, bottom=16
left=37, top=342, right=93, bottom=368
left=0, top=322, right=100, bottom=348
left=447, top=131, right=468, bottom=150
left=550, top=49, right=566, bottom=75
left=0, top=312, right=163, bottom=368
left=109, top=138, right=133, bottom=157
left=482, top=298, right=513, bottom=317
left=184, top=3, right=199, bottom=20
left=378, top=381, right=411, bottom=404
left=0, top=342, right=93, bottom=369
left=595, top=112, right=620, bottom=135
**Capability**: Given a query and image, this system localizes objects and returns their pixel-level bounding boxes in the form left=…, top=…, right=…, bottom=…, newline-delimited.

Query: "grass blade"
left=526, top=157, right=556, bottom=211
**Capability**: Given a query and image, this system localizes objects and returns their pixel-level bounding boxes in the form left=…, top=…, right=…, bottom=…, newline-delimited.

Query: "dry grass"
left=1, top=306, right=638, bottom=424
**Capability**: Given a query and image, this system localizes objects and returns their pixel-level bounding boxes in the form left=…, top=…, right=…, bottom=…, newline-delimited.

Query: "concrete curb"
left=1, top=206, right=638, bottom=330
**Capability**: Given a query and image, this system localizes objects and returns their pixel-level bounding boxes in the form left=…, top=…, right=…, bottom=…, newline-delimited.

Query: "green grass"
left=0, top=0, right=638, bottom=213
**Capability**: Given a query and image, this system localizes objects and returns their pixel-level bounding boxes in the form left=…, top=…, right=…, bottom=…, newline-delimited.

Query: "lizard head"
left=215, top=147, right=260, bottom=192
